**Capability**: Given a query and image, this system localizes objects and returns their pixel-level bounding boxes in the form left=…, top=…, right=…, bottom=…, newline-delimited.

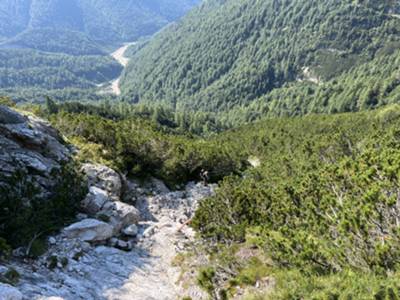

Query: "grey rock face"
left=9, top=180, right=214, bottom=300
left=80, top=164, right=141, bottom=237
left=0, top=107, right=70, bottom=195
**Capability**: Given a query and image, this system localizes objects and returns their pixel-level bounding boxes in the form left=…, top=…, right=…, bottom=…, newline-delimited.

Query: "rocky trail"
left=0, top=106, right=213, bottom=300
left=2, top=173, right=213, bottom=300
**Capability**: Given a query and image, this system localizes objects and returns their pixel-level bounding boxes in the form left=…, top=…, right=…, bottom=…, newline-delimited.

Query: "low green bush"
left=267, top=269, right=400, bottom=300
left=47, top=256, right=58, bottom=270
left=0, top=96, right=16, bottom=107
left=0, top=163, right=87, bottom=257
left=3, top=268, right=20, bottom=285
left=197, top=267, right=216, bottom=296
left=0, top=238, right=11, bottom=260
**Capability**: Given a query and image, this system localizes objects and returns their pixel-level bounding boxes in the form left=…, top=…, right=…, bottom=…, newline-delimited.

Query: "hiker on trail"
left=200, top=169, right=209, bottom=186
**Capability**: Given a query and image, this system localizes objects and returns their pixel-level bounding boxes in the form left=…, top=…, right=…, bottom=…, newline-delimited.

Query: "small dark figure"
left=200, top=169, right=210, bottom=186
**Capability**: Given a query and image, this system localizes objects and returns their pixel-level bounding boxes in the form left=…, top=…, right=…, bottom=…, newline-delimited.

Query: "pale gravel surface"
left=109, top=43, right=136, bottom=95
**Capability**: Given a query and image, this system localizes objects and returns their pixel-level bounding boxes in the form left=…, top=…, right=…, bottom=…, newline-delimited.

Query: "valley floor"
left=109, top=43, right=136, bottom=95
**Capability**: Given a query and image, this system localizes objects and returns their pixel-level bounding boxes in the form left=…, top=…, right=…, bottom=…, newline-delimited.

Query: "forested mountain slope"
left=0, top=0, right=199, bottom=52
left=0, top=49, right=122, bottom=89
left=0, top=0, right=200, bottom=103
left=120, top=0, right=400, bottom=115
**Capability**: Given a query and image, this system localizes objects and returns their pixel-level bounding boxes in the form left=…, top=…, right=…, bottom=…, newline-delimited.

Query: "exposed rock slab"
left=0, top=106, right=70, bottom=195
left=63, top=219, right=114, bottom=242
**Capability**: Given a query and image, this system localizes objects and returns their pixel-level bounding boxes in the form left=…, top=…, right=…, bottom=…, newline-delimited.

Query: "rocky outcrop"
left=122, top=224, right=138, bottom=237
left=101, top=201, right=140, bottom=234
left=0, top=283, right=23, bottom=300
left=0, top=105, right=70, bottom=193
left=80, top=163, right=141, bottom=237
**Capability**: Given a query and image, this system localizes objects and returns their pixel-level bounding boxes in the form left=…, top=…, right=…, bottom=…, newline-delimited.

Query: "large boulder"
left=81, top=164, right=122, bottom=198
left=100, top=201, right=140, bottom=234
left=149, top=177, right=170, bottom=194
left=0, top=283, right=23, bottom=300
left=81, top=186, right=110, bottom=215
left=64, top=219, right=113, bottom=242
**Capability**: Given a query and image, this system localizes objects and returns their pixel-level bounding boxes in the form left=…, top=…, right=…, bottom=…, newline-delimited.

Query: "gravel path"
left=12, top=182, right=212, bottom=300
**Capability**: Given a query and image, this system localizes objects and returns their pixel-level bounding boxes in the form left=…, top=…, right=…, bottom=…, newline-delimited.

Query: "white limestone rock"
left=64, top=219, right=113, bottom=242
left=81, top=164, right=122, bottom=198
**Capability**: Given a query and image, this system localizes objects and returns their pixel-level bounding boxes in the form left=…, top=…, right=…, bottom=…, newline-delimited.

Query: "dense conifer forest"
left=121, top=0, right=400, bottom=118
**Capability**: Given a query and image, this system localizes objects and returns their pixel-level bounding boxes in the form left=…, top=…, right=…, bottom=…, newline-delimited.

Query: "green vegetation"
left=39, top=102, right=246, bottom=186
left=5, top=28, right=104, bottom=56
left=197, top=267, right=217, bottom=296
left=1, top=1, right=399, bottom=298
left=267, top=269, right=400, bottom=300
left=33, top=99, right=400, bottom=297
left=0, top=47, right=122, bottom=103
left=0, top=164, right=87, bottom=257
left=0, top=238, right=11, bottom=260
left=47, top=256, right=58, bottom=270
left=0, top=0, right=199, bottom=51
left=0, top=96, right=15, bottom=107
left=187, top=105, right=400, bottom=298
left=0, top=0, right=199, bottom=102
left=121, top=0, right=400, bottom=118
left=2, top=268, right=20, bottom=285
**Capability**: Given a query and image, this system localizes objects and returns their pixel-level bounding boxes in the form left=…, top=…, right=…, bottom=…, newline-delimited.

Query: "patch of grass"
left=28, top=238, right=48, bottom=258
left=171, top=253, right=186, bottom=267
left=0, top=96, right=16, bottom=107
left=235, top=257, right=270, bottom=286
left=60, top=257, right=68, bottom=268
